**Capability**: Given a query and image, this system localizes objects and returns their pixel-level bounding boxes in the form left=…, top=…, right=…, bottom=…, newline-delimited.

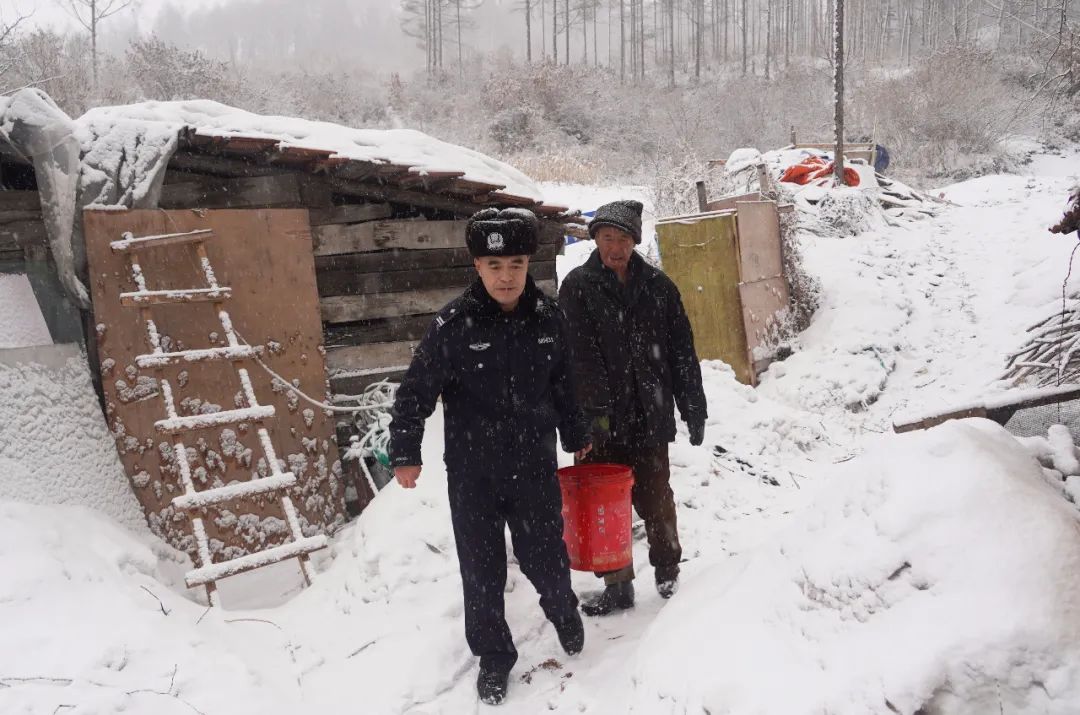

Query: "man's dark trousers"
left=448, top=467, right=579, bottom=674
left=581, top=439, right=681, bottom=585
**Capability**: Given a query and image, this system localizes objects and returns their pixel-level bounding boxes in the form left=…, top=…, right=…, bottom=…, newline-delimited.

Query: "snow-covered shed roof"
left=78, top=100, right=568, bottom=216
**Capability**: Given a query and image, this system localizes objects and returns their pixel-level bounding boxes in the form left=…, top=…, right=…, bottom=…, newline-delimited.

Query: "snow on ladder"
left=116, top=227, right=325, bottom=607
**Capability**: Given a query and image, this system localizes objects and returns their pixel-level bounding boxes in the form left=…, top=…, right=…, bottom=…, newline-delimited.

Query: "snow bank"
left=79, top=99, right=544, bottom=203
left=0, top=343, right=145, bottom=531
left=0, top=274, right=51, bottom=348
left=630, top=419, right=1080, bottom=714
left=0, top=500, right=306, bottom=715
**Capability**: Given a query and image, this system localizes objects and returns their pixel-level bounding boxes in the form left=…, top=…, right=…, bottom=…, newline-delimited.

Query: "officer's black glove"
left=590, top=415, right=611, bottom=450
left=688, top=418, right=706, bottom=447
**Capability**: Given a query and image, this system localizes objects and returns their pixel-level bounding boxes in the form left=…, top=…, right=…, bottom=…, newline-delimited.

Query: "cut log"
left=320, top=279, right=557, bottom=323
left=0, top=210, right=42, bottom=224
left=317, top=260, right=556, bottom=297
left=166, top=152, right=282, bottom=178
left=0, top=220, right=47, bottom=251
left=893, top=384, right=1080, bottom=433
left=326, top=341, right=420, bottom=374
left=321, top=286, right=464, bottom=323
left=159, top=174, right=302, bottom=210
left=314, top=242, right=561, bottom=275
left=324, top=314, right=435, bottom=347
left=313, top=220, right=469, bottom=256
left=308, top=203, right=393, bottom=226
left=0, top=190, right=42, bottom=213
left=326, top=175, right=489, bottom=216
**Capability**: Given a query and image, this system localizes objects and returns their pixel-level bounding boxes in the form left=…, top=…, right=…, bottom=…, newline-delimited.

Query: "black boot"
left=655, top=566, right=680, bottom=600
left=553, top=612, right=585, bottom=655
left=477, top=668, right=510, bottom=706
left=581, top=581, right=634, bottom=617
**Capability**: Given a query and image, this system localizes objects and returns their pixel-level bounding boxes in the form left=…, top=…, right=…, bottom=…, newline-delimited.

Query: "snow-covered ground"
left=2, top=145, right=1080, bottom=714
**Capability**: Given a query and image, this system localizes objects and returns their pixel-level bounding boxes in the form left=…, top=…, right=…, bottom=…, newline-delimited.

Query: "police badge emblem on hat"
left=486, top=232, right=505, bottom=251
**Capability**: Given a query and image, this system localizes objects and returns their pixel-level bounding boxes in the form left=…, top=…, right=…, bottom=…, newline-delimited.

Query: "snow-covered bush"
left=855, top=48, right=1022, bottom=181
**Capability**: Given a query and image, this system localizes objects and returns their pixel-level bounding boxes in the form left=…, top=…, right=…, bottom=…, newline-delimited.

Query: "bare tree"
left=57, top=0, right=137, bottom=90
left=523, top=0, right=533, bottom=61
left=833, top=0, right=846, bottom=185
left=0, top=10, right=30, bottom=90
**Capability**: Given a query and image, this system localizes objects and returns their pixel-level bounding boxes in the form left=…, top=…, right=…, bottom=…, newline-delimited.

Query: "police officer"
left=389, top=208, right=592, bottom=706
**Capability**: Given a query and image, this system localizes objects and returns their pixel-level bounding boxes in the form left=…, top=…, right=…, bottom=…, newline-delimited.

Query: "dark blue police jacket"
left=389, top=276, right=590, bottom=479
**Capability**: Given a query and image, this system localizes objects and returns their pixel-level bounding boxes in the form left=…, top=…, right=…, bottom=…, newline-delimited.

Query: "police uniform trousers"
left=447, top=468, right=579, bottom=674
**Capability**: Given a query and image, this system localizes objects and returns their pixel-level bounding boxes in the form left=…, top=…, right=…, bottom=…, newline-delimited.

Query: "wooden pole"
left=833, top=0, right=846, bottom=187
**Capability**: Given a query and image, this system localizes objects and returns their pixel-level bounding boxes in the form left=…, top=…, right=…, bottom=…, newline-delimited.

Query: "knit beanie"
left=466, top=208, right=540, bottom=257
left=588, top=200, right=644, bottom=244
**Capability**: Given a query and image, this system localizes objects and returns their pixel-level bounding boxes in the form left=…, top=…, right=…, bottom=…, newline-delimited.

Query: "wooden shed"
left=2, top=97, right=586, bottom=584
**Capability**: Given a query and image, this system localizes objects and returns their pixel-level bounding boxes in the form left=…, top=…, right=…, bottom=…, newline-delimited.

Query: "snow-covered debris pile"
left=630, top=419, right=1080, bottom=715
left=717, top=146, right=939, bottom=236
left=78, top=99, right=545, bottom=203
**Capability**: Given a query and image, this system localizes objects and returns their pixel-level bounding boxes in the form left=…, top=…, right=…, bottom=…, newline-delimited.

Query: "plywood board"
left=739, top=276, right=790, bottom=363
left=735, top=201, right=784, bottom=283
left=83, top=208, right=346, bottom=561
left=656, top=214, right=753, bottom=385
left=704, top=191, right=762, bottom=213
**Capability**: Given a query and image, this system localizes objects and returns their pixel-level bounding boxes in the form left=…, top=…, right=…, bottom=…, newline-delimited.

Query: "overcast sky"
left=3, top=0, right=538, bottom=74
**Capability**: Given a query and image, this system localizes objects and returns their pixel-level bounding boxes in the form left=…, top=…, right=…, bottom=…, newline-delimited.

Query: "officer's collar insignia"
left=486, top=232, right=505, bottom=251
left=469, top=342, right=491, bottom=351
left=435, top=315, right=447, bottom=328
left=538, top=336, right=555, bottom=344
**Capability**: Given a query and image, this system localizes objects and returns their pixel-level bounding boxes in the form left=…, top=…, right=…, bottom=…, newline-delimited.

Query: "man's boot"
left=477, top=668, right=510, bottom=705
left=581, top=581, right=634, bottom=616
left=553, top=612, right=585, bottom=655
left=655, top=565, right=679, bottom=600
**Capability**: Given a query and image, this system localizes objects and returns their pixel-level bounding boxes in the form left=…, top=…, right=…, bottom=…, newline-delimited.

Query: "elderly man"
left=389, top=208, right=592, bottom=706
left=559, top=199, right=708, bottom=616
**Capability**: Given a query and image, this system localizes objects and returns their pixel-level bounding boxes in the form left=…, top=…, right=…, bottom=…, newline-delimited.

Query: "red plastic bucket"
left=557, top=463, right=635, bottom=572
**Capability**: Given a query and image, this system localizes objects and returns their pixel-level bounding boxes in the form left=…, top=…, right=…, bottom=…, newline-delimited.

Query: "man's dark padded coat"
left=558, top=249, right=708, bottom=445
left=389, top=275, right=589, bottom=674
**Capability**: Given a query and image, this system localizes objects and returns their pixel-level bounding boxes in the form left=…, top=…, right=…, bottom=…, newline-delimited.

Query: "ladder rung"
left=155, top=405, right=275, bottom=434
left=172, top=472, right=297, bottom=511
left=136, top=345, right=261, bottom=369
left=120, top=287, right=232, bottom=307
left=111, top=229, right=214, bottom=254
left=185, top=535, right=328, bottom=588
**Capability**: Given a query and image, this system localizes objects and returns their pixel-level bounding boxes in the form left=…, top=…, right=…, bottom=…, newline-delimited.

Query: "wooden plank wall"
left=314, top=214, right=563, bottom=397
left=156, top=168, right=565, bottom=396
left=0, top=190, right=45, bottom=268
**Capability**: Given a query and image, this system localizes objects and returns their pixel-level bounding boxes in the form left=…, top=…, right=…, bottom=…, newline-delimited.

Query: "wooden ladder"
left=112, top=228, right=327, bottom=606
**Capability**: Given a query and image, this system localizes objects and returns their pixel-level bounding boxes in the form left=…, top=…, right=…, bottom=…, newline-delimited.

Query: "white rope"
left=230, top=328, right=395, bottom=414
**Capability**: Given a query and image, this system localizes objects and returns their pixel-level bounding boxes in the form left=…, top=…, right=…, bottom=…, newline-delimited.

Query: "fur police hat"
left=466, top=208, right=540, bottom=257
left=588, top=200, right=644, bottom=244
